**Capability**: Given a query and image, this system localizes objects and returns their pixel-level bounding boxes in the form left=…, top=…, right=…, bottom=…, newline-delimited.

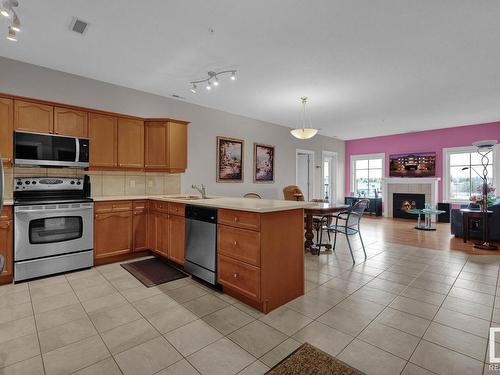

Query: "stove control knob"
left=32, top=181, right=36, bottom=185
left=25, top=181, right=30, bottom=185
left=70, top=181, right=75, bottom=185
left=16, top=181, right=22, bottom=186
left=76, top=181, right=81, bottom=185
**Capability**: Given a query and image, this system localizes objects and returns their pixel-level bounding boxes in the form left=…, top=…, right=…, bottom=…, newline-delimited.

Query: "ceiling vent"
left=69, top=17, right=89, bottom=35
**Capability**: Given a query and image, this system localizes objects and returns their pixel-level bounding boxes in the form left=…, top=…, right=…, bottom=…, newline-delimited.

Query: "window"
left=444, top=146, right=497, bottom=202
left=351, top=154, right=384, bottom=198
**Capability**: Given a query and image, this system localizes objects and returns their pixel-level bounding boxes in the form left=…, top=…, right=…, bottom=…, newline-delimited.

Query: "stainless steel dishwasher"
left=184, top=205, right=218, bottom=285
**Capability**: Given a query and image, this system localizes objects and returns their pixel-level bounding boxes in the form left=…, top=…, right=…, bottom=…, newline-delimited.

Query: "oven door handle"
left=15, top=207, right=93, bottom=214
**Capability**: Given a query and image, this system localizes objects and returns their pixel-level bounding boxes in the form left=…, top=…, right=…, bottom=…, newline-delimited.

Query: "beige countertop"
left=3, top=199, right=13, bottom=206
left=92, top=195, right=315, bottom=213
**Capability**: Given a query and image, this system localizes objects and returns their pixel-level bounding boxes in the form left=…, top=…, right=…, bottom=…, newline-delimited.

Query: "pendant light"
left=291, top=96, right=318, bottom=139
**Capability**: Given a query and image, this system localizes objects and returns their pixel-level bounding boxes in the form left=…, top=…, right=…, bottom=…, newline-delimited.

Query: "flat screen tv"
left=389, top=152, right=436, bottom=177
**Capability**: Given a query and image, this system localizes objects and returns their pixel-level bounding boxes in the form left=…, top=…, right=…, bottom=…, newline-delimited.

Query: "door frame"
left=295, top=149, right=315, bottom=201
left=321, top=151, right=338, bottom=202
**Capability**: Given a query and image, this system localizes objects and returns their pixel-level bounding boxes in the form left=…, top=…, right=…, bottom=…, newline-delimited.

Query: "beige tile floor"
left=1, top=236, right=500, bottom=375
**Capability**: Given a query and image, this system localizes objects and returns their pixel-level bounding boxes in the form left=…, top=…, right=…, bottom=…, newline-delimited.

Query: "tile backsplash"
left=5, top=167, right=181, bottom=200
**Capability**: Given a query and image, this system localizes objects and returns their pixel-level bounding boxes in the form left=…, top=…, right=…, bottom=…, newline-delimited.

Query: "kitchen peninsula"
left=93, top=195, right=313, bottom=313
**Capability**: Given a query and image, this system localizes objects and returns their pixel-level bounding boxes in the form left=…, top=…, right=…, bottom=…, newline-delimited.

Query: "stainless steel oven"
left=14, top=177, right=93, bottom=281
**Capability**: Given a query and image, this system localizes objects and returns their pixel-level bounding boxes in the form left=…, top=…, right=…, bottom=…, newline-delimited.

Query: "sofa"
left=451, top=199, right=500, bottom=241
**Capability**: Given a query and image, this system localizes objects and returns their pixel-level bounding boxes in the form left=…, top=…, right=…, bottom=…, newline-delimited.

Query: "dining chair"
left=243, top=192, right=262, bottom=199
left=282, top=185, right=304, bottom=201
left=318, top=199, right=370, bottom=262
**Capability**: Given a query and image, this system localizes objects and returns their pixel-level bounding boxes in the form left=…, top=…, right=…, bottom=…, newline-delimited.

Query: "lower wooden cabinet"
left=94, top=211, right=132, bottom=259
left=168, top=214, right=185, bottom=265
left=0, top=207, right=13, bottom=283
left=133, top=201, right=148, bottom=251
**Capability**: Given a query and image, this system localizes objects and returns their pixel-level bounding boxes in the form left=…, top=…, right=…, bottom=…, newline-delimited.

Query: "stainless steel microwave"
left=14, top=131, right=89, bottom=168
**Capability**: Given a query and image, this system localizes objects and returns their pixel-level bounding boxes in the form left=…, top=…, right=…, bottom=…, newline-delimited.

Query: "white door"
left=322, top=151, right=337, bottom=202
left=296, top=151, right=314, bottom=201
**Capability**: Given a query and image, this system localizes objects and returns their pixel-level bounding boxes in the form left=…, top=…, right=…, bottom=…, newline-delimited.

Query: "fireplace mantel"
left=382, top=177, right=441, bottom=220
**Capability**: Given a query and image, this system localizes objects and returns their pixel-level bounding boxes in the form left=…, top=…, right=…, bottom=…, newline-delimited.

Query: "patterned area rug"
left=266, top=343, right=365, bottom=375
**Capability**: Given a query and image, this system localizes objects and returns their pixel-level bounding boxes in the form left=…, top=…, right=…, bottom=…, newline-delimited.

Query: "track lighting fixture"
left=1, top=0, right=21, bottom=40
left=189, top=70, right=237, bottom=93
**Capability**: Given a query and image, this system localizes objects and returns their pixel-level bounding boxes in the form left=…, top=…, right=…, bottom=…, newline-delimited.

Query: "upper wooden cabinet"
left=14, top=100, right=53, bottom=133
left=167, top=121, right=188, bottom=172
left=144, top=121, right=168, bottom=170
left=145, top=121, right=188, bottom=172
left=118, top=118, right=144, bottom=169
left=0, top=98, right=13, bottom=166
left=89, top=113, right=117, bottom=168
left=54, top=107, right=88, bottom=137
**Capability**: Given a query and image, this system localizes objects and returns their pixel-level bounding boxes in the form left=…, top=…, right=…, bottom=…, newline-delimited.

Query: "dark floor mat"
left=121, top=257, right=189, bottom=287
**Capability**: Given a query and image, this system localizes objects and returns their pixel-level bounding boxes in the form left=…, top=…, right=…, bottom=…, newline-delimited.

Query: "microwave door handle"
left=75, top=138, right=80, bottom=163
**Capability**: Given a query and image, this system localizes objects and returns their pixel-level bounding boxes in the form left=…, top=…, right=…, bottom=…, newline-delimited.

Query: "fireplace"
left=393, top=193, right=425, bottom=220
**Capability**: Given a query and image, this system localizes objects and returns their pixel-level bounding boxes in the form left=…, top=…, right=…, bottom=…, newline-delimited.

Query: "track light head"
left=0, top=8, right=9, bottom=17
left=213, top=76, right=219, bottom=86
left=11, top=12, right=20, bottom=31
left=6, top=26, right=16, bottom=41
left=190, top=83, right=197, bottom=93
left=230, top=71, right=236, bottom=81
left=206, top=81, right=212, bottom=91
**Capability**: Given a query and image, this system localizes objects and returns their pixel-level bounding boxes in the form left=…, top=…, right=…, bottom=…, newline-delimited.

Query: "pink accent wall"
left=345, top=121, right=500, bottom=201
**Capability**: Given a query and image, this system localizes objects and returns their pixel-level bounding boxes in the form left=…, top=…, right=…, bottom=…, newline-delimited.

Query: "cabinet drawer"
left=218, top=225, right=260, bottom=266
left=95, top=201, right=132, bottom=213
left=218, top=209, right=260, bottom=231
left=150, top=200, right=169, bottom=213
left=168, top=202, right=185, bottom=216
left=0, top=206, right=12, bottom=221
left=218, top=255, right=260, bottom=301
left=133, top=200, right=148, bottom=212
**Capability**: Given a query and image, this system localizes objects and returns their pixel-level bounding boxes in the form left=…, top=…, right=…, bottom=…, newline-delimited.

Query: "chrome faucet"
left=192, top=184, right=207, bottom=199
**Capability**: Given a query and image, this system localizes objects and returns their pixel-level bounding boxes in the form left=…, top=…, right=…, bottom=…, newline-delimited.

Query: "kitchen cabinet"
left=217, top=208, right=304, bottom=313
left=94, top=201, right=132, bottom=259
left=118, top=118, right=144, bottom=169
left=14, top=100, right=53, bottom=133
left=145, top=121, right=188, bottom=172
left=0, top=98, right=13, bottom=167
left=54, top=107, right=88, bottom=137
left=89, top=113, right=117, bottom=168
left=133, top=201, right=148, bottom=251
left=0, top=207, right=13, bottom=283
left=144, top=122, right=168, bottom=170
left=168, top=212, right=185, bottom=265
left=166, top=121, right=188, bottom=172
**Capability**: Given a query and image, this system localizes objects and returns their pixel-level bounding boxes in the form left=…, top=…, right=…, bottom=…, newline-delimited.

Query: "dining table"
left=304, top=202, right=350, bottom=255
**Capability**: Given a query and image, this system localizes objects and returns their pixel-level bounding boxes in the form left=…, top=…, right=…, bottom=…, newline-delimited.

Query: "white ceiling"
left=1, top=0, right=500, bottom=140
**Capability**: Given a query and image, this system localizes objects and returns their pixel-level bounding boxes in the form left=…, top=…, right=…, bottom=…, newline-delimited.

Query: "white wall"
left=0, top=57, right=345, bottom=201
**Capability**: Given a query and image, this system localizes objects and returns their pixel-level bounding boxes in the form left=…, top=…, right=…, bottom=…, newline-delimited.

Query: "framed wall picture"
left=216, top=136, right=244, bottom=182
left=254, top=143, right=275, bottom=183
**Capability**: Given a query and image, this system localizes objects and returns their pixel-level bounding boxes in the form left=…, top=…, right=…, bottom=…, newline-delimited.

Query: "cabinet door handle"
left=233, top=240, right=237, bottom=246
left=234, top=217, right=239, bottom=222
left=233, top=273, right=238, bottom=279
